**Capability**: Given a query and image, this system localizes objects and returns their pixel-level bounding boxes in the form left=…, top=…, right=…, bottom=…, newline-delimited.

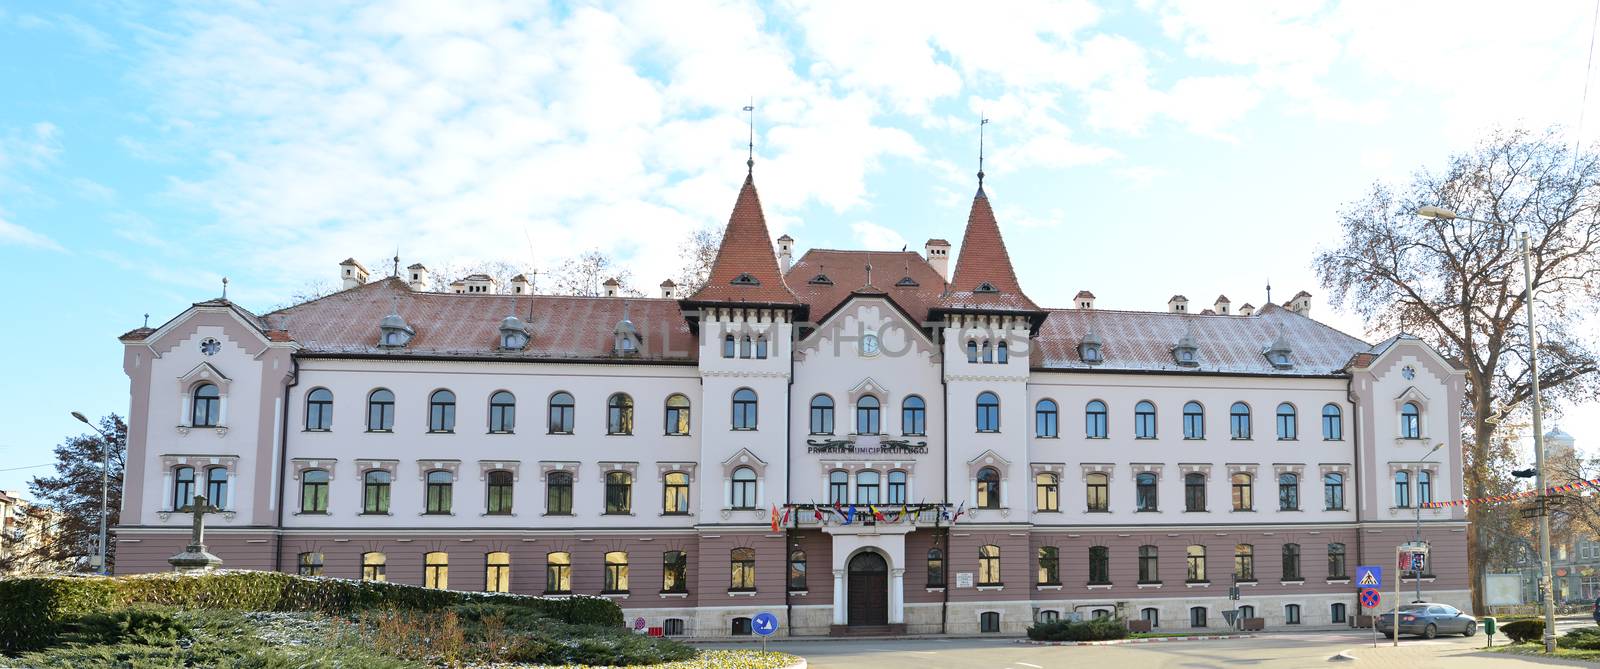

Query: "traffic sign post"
left=1356, top=565, right=1383, bottom=589
left=1360, top=588, right=1381, bottom=648
left=751, top=611, right=779, bottom=653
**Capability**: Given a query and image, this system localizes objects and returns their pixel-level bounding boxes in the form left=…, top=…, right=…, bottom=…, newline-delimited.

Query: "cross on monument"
left=168, top=494, right=225, bottom=572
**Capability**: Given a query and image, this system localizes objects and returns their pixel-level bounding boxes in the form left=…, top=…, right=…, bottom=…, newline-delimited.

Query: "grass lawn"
left=1489, top=643, right=1600, bottom=661
left=1129, top=632, right=1229, bottom=639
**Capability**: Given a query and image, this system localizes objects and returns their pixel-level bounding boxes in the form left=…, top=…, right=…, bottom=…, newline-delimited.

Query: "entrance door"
left=847, top=551, right=889, bottom=626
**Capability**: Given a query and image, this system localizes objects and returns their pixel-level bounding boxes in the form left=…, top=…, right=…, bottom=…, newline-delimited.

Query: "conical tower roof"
left=684, top=174, right=800, bottom=307
left=939, top=188, right=1039, bottom=313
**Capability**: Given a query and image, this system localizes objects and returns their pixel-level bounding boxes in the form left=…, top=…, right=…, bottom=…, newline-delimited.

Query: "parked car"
left=1376, top=603, right=1478, bottom=639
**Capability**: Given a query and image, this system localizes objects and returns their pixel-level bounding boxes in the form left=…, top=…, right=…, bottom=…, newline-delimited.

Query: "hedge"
left=1026, top=619, right=1130, bottom=642
left=1500, top=619, right=1545, bottom=644
left=0, top=570, right=621, bottom=653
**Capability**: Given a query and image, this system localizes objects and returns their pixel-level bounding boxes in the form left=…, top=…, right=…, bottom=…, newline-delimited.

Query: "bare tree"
left=547, top=250, right=641, bottom=297
left=673, top=226, right=723, bottom=295
left=16, top=414, right=125, bottom=573
left=424, top=260, right=537, bottom=293
left=1316, top=126, right=1600, bottom=613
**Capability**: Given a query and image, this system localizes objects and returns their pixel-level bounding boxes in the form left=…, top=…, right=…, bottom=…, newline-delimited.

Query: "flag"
left=951, top=501, right=966, bottom=523
left=781, top=505, right=791, bottom=527
left=940, top=505, right=951, bottom=521
left=845, top=504, right=856, bottom=525
left=872, top=505, right=885, bottom=522
left=812, top=501, right=823, bottom=522
left=771, top=505, right=780, bottom=532
left=901, top=503, right=911, bottom=524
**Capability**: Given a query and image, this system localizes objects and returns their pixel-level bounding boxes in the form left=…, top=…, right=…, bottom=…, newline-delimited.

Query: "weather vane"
left=744, top=99, right=756, bottom=173
left=978, top=115, right=991, bottom=188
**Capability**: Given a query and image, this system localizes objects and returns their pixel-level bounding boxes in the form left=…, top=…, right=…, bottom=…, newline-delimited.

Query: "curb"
left=1018, top=634, right=1254, bottom=646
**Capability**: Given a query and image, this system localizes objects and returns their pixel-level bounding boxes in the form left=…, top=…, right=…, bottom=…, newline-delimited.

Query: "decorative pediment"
left=1179, top=463, right=1213, bottom=480
left=656, top=461, right=698, bottom=482
left=849, top=377, right=890, bottom=403
left=176, top=362, right=231, bottom=393
left=1030, top=462, right=1066, bottom=478
left=595, top=460, right=639, bottom=482
left=1319, top=463, right=1352, bottom=479
left=1079, top=462, right=1116, bottom=481
left=1271, top=463, right=1306, bottom=478
left=1394, top=386, right=1431, bottom=404
left=1130, top=462, right=1165, bottom=480
left=1226, top=463, right=1260, bottom=478
left=967, top=449, right=1012, bottom=477
left=721, top=448, right=768, bottom=477
left=417, top=459, right=462, bottom=481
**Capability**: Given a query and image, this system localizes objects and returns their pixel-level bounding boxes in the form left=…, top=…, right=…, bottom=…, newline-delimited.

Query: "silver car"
left=1375, top=603, right=1478, bottom=639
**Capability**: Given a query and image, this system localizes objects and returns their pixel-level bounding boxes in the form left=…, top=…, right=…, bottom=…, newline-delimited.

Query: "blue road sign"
left=1356, top=565, right=1383, bottom=589
left=752, top=611, right=780, bottom=636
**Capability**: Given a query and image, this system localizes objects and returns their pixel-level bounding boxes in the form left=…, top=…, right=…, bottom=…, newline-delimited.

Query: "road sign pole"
left=1393, top=546, right=1401, bottom=647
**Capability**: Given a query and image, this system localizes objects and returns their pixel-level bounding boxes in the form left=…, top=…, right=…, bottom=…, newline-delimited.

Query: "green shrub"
left=1501, top=619, right=1545, bottom=644
left=0, top=571, right=621, bottom=653
left=1026, top=618, right=1130, bottom=642
left=1559, top=626, right=1600, bottom=650
left=67, top=606, right=192, bottom=646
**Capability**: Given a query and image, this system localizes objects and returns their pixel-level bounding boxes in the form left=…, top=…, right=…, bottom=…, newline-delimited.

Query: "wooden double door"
left=847, top=551, right=888, bottom=626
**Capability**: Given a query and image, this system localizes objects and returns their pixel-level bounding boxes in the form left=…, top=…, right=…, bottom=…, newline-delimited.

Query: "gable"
left=796, top=295, right=937, bottom=360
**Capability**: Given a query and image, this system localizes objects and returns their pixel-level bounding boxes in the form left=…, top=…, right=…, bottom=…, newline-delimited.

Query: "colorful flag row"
left=1420, top=476, right=1600, bottom=508
left=768, top=502, right=965, bottom=529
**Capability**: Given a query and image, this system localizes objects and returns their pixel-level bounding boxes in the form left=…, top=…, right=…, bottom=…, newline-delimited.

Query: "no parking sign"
left=1359, top=588, right=1380, bottom=609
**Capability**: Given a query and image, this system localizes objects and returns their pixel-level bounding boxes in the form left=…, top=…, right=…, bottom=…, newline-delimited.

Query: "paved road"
left=701, top=629, right=1595, bottom=669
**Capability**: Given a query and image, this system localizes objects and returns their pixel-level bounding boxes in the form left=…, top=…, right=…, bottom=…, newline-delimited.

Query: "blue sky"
left=2, top=1, right=1598, bottom=496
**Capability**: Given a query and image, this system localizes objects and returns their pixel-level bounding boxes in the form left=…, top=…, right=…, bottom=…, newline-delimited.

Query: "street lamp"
left=1416, top=205, right=1556, bottom=652
left=1409, top=442, right=1444, bottom=603
left=70, top=411, right=112, bottom=576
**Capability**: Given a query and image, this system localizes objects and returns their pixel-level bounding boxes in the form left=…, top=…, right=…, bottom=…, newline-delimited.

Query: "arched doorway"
left=848, top=551, right=888, bottom=626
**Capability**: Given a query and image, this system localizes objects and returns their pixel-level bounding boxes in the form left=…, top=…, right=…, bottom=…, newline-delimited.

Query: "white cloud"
left=850, top=221, right=908, bottom=251
left=0, top=216, right=64, bottom=251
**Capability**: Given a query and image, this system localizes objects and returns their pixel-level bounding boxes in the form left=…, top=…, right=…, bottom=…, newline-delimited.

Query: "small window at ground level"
left=1141, top=607, right=1159, bottom=628
left=1190, top=607, right=1207, bottom=627
left=731, top=617, right=752, bottom=635
left=1331, top=603, right=1347, bottom=623
left=1037, top=610, right=1059, bottom=623
left=980, top=612, right=1000, bottom=633
left=663, top=619, right=685, bottom=636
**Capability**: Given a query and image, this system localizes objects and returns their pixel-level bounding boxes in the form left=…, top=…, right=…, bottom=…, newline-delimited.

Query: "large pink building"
left=115, top=171, right=1468, bottom=637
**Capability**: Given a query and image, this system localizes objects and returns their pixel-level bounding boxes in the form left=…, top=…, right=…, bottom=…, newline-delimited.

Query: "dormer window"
left=613, top=317, right=642, bottom=356
left=730, top=273, right=761, bottom=286
left=1172, top=332, right=1199, bottom=367
left=1263, top=331, right=1294, bottom=369
left=808, top=274, right=833, bottom=285
left=895, top=276, right=919, bottom=287
left=1080, top=330, right=1104, bottom=365
left=975, top=282, right=998, bottom=293
left=378, top=310, right=415, bottom=348
left=499, top=315, right=529, bottom=351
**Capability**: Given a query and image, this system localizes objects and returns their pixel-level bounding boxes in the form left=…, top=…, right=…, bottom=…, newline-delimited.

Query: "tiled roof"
left=1031, top=303, right=1371, bottom=375
left=685, top=175, right=800, bottom=306
left=266, top=279, right=695, bottom=362
left=940, top=189, right=1039, bottom=313
left=787, top=249, right=948, bottom=323
left=1075, top=290, right=1096, bottom=299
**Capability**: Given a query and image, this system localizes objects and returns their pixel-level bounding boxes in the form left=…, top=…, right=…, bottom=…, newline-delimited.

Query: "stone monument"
left=167, top=494, right=224, bottom=571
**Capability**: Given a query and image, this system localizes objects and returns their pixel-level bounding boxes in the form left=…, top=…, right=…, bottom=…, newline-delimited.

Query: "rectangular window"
left=730, top=548, right=757, bottom=591
left=424, top=552, right=449, bottom=589
left=546, top=474, right=573, bottom=515
left=1087, top=546, right=1109, bottom=585
left=546, top=553, right=571, bottom=594
left=663, top=551, right=688, bottom=593
left=485, top=552, right=510, bottom=593
left=1037, top=547, right=1060, bottom=585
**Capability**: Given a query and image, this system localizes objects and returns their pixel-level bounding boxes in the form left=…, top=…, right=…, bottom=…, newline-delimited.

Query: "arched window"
left=1400, top=402, right=1421, bottom=439
left=1085, top=400, right=1108, bottom=438
left=975, top=391, right=1000, bottom=432
left=1234, top=544, right=1255, bottom=581
left=363, top=470, right=392, bottom=514
left=1328, top=543, right=1347, bottom=579
left=546, top=471, right=573, bottom=515
left=810, top=395, right=835, bottom=435
left=1394, top=471, right=1411, bottom=508
left=1086, top=472, right=1109, bottom=511
left=731, top=388, right=758, bottom=430
left=1186, top=545, right=1207, bottom=582
left=856, top=470, right=881, bottom=505
left=902, top=396, right=927, bottom=436
left=856, top=395, right=881, bottom=434
left=424, top=470, right=453, bottom=514
left=547, top=392, right=575, bottom=434
left=1276, top=403, right=1297, bottom=440
left=1138, top=545, right=1159, bottom=583
left=605, top=471, right=633, bottom=514
left=428, top=390, right=456, bottom=432
left=603, top=551, right=629, bottom=593
left=977, top=467, right=1002, bottom=509
left=545, top=552, right=571, bottom=593
left=1331, top=603, right=1347, bottom=624
left=1322, top=404, right=1343, bottom=440
left=730, top=547, right=757, bottom=591
left=191, top=383, right=221, bottom=427
left=1324, top=472, right=1345, bottom=510
left=663, top=551, right=688, bottom=593
left=424, top=551, right=448, bottom=589
left=606, top=393, right=634, bottom=435
left=486, top=470, right=514, bottom=515
left=1238, top=605, right=1256, bottom=621
left=1141, top=607, right=1160, bottom=628
left=981, top=340, right=994, bottom=363
left=739, top=335, right=752, bottom=358
left=664, top=394, right=691, bottom=436
left=1037, top=546, right=1060, bottom=585
left=996, top=340, right=1009, bottom=364
left=1088, top=546, right=1110, bottom=584
left=297, top=551, right=323, bottom=577
left=663, top=618, right=686, bottom=636
left=361, top=551, right=386, bottom=581
left=1229, top=402, right=1251, bottom=439
left=1185, top=472, right=1207, bottom=511
left=722, top=334, right=736, bottom=358
left=755, top=335, right=768, bottom=359
left=1038, top=609, right=1060, bottom=623
left=485, top=551, right=511, bottom=593
left=1278, top=473, right=1299, bottom=511
left=927, top=548, right=946, bottom=586
left=1418, top=470, right=1433, bottom=505
left=488, top=391, right=516, bottom=433
left=978, top=544, right=1002, bottom=585
left=305, top=388, right=333, bottom=431
left=663, top=472, right=690, bottom=515
left=1035, top=399, right=1058, bottom=438
left=1285, top=604, right=1301, bottom=625
left=888, top=470, right=908, bottom=504
left=300, top=469, right=329, bottom=514
left=1183, top=401, right=1204, bottom=439
left=980, top=611, right=1001, bottom=633
left=731, top=466, right=758, bottom=509
left=173, top=466, right=196, bottom=510
left=1136, top=472, right=1158, bottom=512
left=828, top=470, right=849, bottom=504
left=789, top=549, right=807, bottom=591
left=1134, top=400, right=1157, bottom=438
left=1035, top=472, right=1059, bottom=512
left=966, top=340, right=979, bottom=363
left=367, top=389, right=395, bottom=431
left=1231, top=473, right=1253, bottom=511
left=1282, top=543, right=1302, bottom=581
left=1189, top=607, right=1208, bottom=627
left=205, top=467, right=228, bottom=509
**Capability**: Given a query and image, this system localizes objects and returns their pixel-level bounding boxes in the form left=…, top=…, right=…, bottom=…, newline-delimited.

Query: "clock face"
left=861, top=333, right=880, bottom=356
left=200, top=338, right=221, bottom=356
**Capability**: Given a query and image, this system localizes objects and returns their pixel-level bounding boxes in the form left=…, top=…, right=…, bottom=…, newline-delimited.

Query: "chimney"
left=1213, top=294, right=1231, bottom=315
left=776, top=234, right=794, bottom=273
left=925, top=238, right=951, bottom=281
left=509, top=274, right=532, bottom=295
left=1238, top=303, right=1256, bottom=317
left=660, top=279, right=677, bottom=299
left=407, top=263, right=429, bottom=292
left=1287, top=291, right=1312, bottom=316
left=454, top=274, right=496, bottom=294
left=1167, top=295, right=1189, bottom=313
left=1075, top=290, right=1096, bottom=310
left=603, top=278, right=621, bottom=297
left=339, top=258, right=369, bottom=290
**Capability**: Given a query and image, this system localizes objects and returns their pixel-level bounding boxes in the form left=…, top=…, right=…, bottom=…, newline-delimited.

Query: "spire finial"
left=393, top=247, right=400, bottom=277
left=143, top=313, right=150, bottom=328
left=977, top=115, right=990, bottom=189
left=1266, top=278, right=1272, bottom=305
left=743, top=100, right=755, bottom=174
left=221, top=277, right=228, bottom=299
left=865, top=263, right=873, bottom=287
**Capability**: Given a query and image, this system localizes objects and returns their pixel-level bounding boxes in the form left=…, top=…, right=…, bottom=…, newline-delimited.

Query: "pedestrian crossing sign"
left=1356, top=565, right=1382, bottom=588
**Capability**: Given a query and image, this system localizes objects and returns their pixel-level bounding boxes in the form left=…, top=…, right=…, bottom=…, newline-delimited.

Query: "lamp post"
left=1416, top=205, right=1556, bottom=652
left=70, top=411, right=112, bottom=576
left=1411, top=442, right=1444, bottom=603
